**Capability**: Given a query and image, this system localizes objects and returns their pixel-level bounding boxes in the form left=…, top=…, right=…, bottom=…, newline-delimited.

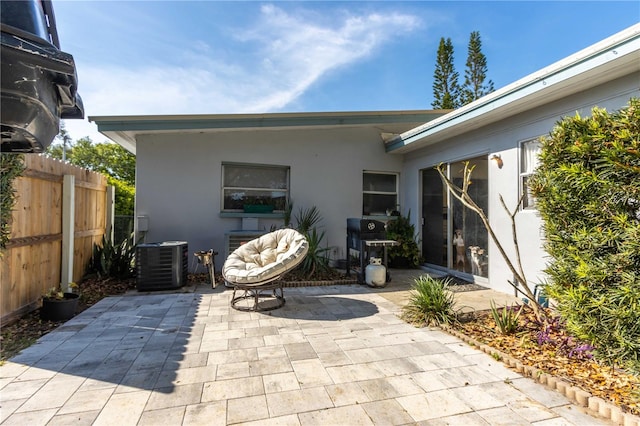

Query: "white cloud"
left=64, top=4, right=420, bottom=143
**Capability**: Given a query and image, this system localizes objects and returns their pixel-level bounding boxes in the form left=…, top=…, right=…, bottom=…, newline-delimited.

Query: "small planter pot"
left=40, top=293, right=79, bottom=321
left=243, top=204, right=275, bottom=214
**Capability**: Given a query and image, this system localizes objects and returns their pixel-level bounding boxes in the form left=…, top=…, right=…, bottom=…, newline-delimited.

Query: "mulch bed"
left=451, top=308, right=639, bottom=417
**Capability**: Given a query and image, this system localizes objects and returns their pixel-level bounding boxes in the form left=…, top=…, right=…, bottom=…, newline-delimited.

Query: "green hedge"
left=0, top=154, right=25, bottom=254
left=530, top=98, right=640, bottom=371
left=106, top=176, right=134, bottom=216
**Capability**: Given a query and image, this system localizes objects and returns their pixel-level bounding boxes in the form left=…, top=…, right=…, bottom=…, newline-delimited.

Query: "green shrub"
left=107, top=176, right=135, bottom=216
left=0, top=154, right=25, bottom=254
left=294, top=205, right=321, bottom=234
left=293, top=206, right=332, bottom=278
left=386, top=210, right=421, bottom=268
left=297, top=227, right=331, bottom=278
left=401, top=275, right=457, bottom=326
left=490, top=301, right=522, bottom=335
left=529, top=98, right=640, bottom=371
left=88, top=234, right=137, bottom=279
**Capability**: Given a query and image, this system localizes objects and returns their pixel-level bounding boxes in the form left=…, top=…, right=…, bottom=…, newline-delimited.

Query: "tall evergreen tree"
left=431, top=37, right=461, bottom=109
left=461, top=31, right=494, bottom=105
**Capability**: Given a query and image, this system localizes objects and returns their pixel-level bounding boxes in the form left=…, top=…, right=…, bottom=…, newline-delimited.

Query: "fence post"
left=61, top=174, right=75, bottom=292
left=105, top=185, right=115, bottom=244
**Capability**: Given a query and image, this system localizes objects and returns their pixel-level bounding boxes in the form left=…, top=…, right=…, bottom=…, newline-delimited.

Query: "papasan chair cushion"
left=223, top=228, right=309, bottom=286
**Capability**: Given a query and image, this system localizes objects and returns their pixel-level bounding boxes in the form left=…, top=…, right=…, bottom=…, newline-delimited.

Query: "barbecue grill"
left=346, top=218, right=398, bottom=284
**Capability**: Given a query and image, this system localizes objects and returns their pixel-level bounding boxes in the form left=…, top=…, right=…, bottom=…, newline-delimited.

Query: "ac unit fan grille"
left=136, top=242, right=188, bottom=291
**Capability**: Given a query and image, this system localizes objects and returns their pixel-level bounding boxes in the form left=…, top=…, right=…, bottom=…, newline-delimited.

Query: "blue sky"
left=53, top=1, right=640, bottom=143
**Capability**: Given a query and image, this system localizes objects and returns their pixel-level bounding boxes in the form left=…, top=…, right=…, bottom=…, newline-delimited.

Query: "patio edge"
left=441, top=325, right=640, bottom=426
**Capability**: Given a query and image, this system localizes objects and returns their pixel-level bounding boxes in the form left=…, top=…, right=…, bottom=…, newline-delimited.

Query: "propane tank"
left=365, top=257, right=386, bottom=287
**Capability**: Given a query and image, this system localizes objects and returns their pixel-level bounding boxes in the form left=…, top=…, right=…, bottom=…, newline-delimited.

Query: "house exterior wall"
left=401, top=74, right=639, bottom=294
left=134, top=126, right=403, bottom=268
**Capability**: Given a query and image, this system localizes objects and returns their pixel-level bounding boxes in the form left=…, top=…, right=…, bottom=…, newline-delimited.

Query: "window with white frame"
left=362, top=171, right=399, bottom=216
left=222, top=163, right=289, bottom=212
left=520, top=138, right=542, bottom=209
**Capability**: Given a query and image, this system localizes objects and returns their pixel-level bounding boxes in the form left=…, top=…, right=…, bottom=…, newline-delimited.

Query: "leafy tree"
left=48, top=137, right=135, bottom=186
left=46, top=136, right=136, bottom=215
left=529, top=98, right=640, bottom=371
left=431, top=37, right=461, bottom=109
left=106, top=176, right=135, bottom=216
left=461, top=31, right=495, bottom=104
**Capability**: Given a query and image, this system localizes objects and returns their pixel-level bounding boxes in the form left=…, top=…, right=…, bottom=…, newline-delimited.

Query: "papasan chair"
left=222, top=228, right=309, bottom=311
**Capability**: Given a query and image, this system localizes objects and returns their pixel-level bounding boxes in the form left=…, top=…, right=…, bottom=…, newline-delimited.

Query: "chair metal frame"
left=229, top=275, right=286, bottom=312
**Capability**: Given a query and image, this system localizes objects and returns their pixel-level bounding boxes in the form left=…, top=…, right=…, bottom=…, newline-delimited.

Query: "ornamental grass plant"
left=490, top=301, right=522, bottom=335
left=401, top=275, right=457, bottom=326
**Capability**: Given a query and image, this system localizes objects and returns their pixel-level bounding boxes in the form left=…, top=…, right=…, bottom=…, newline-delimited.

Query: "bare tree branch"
left=436, top=163, right=544, bottom=320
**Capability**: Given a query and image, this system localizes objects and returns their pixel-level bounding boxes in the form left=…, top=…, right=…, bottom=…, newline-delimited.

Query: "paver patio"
left=0, top=280, right=609, bottom=425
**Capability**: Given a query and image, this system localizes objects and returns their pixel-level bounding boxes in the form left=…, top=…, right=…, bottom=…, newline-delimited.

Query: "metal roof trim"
left=90, top=110, right=447, bottom=154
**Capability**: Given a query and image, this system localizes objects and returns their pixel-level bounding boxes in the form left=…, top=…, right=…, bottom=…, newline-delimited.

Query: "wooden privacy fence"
left=1, top=155, right=115, bottom=323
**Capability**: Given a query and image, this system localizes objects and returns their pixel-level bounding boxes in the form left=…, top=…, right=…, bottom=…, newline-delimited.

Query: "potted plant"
left=40, top=282, right=79, bottom=321
left=386, top=210, right=421, bottom=269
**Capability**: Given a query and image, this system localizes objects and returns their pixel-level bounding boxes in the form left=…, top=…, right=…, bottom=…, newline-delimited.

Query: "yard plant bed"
left=447, top=308, right=639, bottom=418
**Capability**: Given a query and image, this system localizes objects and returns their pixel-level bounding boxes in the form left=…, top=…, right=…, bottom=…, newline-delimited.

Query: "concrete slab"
left=375, top=268, right=521, bottom=312
left=0, top=283, right=612, bottom=426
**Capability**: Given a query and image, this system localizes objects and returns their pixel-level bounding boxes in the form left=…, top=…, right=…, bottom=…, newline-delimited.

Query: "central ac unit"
left=136, top=241, right=188, bottom=291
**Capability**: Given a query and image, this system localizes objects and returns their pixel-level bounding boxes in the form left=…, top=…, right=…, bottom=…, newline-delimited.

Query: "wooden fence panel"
left=0, top=155, right=108, bottom=323
left=73, top=179, right=107, bottom=280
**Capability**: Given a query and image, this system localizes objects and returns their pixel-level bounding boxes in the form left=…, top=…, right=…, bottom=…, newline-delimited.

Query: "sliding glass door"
left=421, top=168, right=447, bottom=267
left=421, top=156, right=488, bottom=278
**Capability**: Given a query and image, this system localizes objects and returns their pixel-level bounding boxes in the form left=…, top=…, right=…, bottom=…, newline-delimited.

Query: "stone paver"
left=0, top=283, right=614, bottom=425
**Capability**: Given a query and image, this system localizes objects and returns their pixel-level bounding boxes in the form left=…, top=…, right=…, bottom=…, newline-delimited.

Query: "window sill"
left=220, top=212, right=284, bottom=219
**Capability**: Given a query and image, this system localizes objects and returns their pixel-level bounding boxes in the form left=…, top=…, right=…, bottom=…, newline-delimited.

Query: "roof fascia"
left=90, top=110, right=448, bottom=154
left=90, top=111, right=446, bottom=133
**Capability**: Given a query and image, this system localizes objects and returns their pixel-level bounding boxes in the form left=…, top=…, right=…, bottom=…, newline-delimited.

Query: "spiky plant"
left=402, top=275, right=457, bottom=326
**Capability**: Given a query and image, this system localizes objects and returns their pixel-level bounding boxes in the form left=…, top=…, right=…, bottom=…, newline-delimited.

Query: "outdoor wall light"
left=491, top=154, right=504, bottom=169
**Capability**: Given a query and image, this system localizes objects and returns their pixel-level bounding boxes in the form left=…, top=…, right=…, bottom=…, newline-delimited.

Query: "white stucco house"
left=91, top=24, right=639, bottom=295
